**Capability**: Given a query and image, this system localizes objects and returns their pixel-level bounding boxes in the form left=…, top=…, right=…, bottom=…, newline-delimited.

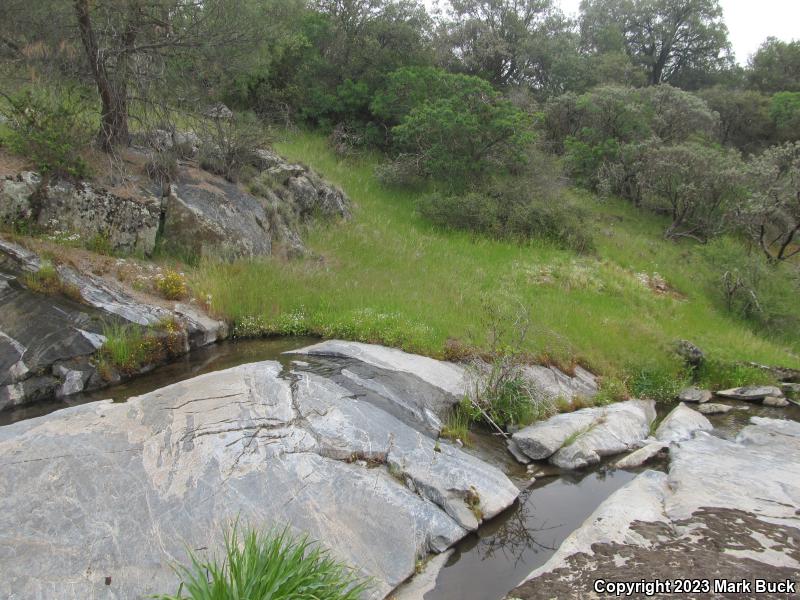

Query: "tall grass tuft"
left=156, top=525, right=370, bottom=600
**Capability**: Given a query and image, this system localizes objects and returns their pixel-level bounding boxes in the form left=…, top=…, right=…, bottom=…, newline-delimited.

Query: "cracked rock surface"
left=510, top=400, right=656, bottom=468
left=509, top=417, right=800, bottom=599
left=0, top=353, right=519, bottom=599
left=0, top=238, right=226, bottom=411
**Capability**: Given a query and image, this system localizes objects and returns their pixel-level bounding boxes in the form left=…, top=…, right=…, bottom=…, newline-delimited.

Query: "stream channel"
left=2, top=337, right=797, bottom=600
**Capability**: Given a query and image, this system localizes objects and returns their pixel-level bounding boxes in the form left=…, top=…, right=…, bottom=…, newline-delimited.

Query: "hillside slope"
left=189, top=132, right=800, bottom=378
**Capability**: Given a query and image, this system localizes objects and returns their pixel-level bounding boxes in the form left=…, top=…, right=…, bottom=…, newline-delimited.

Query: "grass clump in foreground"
left=156, top=526, right=369, bottom=600
left=188, top=132, right=800, bottom=382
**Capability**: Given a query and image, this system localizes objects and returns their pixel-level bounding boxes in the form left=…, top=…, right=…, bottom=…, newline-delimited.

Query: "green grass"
left=187, top=131, right=800, bottom=378
left=156, top=525, right=369, bottom=600
left=97, top=319, right=184, bottom=375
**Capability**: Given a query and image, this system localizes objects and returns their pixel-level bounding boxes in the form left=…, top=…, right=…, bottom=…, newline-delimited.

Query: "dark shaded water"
left=0, top=337, right=319, bottom=426
left=2, top=337, right=798, bottom=600
left=423, top=465, right=639, bottom=600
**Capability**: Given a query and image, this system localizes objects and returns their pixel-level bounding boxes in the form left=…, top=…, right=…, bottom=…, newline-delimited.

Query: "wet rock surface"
left=510, top=417, right=800, bottom=599
left=697, top=402, right=735, bottom=415
left=0, top=239, right=225, bottom=411
left=677, top=386, right=712, bottom=403
left=717, top=385, right=784, bottom=401
left=0, top=349, right=519, bottom=599
left=511, top=400, right=656, bottom=468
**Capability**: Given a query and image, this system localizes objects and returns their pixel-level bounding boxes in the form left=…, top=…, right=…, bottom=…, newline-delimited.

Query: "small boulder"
left=716, top=385, right=783, bottom=401
left=677, top=387, right=712, bottom=403
left=763, top=396, right=789, bottom=407
left=675, top=340, right=704, bottom=367
left=615, top=441, right=667, bottom=469
left=781, top=382, right=800, bottom=396
left=204, top=102, right=233, bottom=120
left=655, top=403, right=713, bottom=442
left=507, top=439, right=531, bottom=464
left=697, top=403, right=734, bottom=415
left=511, top=400, right=656, bottom=469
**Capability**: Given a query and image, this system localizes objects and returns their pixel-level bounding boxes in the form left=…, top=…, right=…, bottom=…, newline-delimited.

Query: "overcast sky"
left=555, top=0, right=799, bottom=64
left=427, top=0, right=799, bottom=66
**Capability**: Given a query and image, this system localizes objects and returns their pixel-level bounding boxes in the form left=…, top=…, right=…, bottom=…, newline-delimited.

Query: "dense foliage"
left=1, top=0, right=798, bottom=360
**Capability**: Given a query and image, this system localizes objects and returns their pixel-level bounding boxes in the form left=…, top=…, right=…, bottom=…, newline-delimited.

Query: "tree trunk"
left=74, top=0, right=130, bottom=150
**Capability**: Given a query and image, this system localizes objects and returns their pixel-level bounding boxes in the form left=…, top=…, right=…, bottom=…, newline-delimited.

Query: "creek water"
left=2, top=337, right=798, bottom=600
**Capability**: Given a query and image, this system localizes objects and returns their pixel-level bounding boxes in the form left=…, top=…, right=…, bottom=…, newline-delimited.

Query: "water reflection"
left=424, top=466, right=639, bottom=600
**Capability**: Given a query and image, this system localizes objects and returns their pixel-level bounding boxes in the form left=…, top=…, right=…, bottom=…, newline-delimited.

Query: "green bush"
left=382, top=69, right=532, bottom=186
left=769, top=92, right=800, bottom=142
left=156, top=525, right=369, bottom=600
left=3, top=88, right=93, bottom=179
left=700, top=237, right=800, bottom=335
left=418, top=172, right=594, bottom=253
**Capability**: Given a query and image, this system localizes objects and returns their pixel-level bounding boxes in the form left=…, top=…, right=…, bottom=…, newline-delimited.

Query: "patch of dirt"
left=511, top=508, right=800, bottom=599
left=0, top=149, right=30, bottom=176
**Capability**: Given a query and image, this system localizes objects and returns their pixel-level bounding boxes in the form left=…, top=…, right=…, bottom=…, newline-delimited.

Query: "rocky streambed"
left=0, top=340, right=521, bottom=599
left=1, top=338, right=799, bottom=599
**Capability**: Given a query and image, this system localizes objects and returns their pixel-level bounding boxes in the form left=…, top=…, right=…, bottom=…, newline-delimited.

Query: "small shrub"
left=156, top=525, right=369, bottom=600
left=86, top=233, right=114, bottom=256
left=593, top=376, right=630, bottom=406
left=199, top=112, right=268, bottom=183
left=700, top=238, right=800, bottom=336
left=146, top=150, right=179, bottom=195
left=98, top=320, right=185, bottom=375
left=418, top=176, right=594, bottom=253
left=155, top=270, right=189, bottom=300
left=4, top=87, right=92, bottom=179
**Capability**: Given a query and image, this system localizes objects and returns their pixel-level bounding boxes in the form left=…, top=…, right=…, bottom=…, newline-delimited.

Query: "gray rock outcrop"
left=511, top=400, right=656, bottom=469
left=520, top=364, right=598, bottom=406
left=677, top=386, right=712, bottom=403
left=0, top=239, right=226, bottom=411
left=654, top=403, right=713, bottom=442
left=763, top=395, right=789, bottom=407
left=614, top=441, right=667, bottom=469
left=0, top=356, right=519, bottom=599
left=717, top=385, right=783, bottom=401
left=1, top=173, right=160, bottom=255
left=510, top=417, right=800, bottom=599
left=162, top=173, right=274, bottom=260
left=162, top=156, right=350, bottom=260
left=696, top=402, right=735, bottom=415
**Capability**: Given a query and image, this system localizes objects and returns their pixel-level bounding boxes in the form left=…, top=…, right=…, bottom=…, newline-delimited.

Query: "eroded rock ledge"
left=0, top=346, right=520, bottom=599
left=0, top=238, right=226, bottom=411
left=509, top=417, right=800, bottom=599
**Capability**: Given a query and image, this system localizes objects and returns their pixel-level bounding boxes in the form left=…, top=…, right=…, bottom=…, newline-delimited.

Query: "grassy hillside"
left=189, top=132, right=799, bottom=378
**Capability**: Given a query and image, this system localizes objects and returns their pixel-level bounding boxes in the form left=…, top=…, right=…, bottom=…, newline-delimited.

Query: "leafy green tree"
left=388, top=72, right=532, bottom=184
left=741, top=142, right=800, bottom=262
left=638, top=142, right=746, bottom=240
left=437, top=0, right=575, bottom=90
left=579, top=0, right=731, bottom=85
left=639, top=84, right=719, bottom=143
left=699, top=87, right=774, bottom=153
left=747, top=37, right=800, bottom=93
left=769, top=92, right=800, bottom=143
